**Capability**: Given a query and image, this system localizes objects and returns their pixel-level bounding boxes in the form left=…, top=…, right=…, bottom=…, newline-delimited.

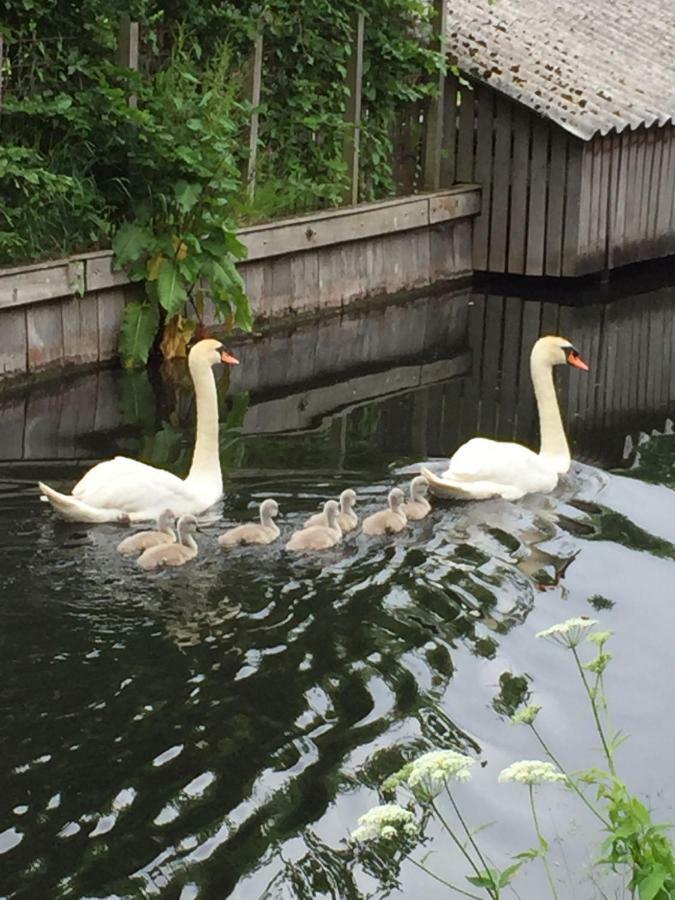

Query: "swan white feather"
left=38, top=339, right=238, bottom=523
left=423, top=336, right=588, bottom=501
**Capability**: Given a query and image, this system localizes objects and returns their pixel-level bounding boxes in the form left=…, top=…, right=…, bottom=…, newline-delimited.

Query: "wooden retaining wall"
left=0, top=187, right=478, bottom=381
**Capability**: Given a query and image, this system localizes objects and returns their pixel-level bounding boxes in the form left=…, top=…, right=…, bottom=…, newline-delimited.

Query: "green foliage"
left=3, top=0, right=442, bottom=361
left=353, top=622, right=675, bottom=898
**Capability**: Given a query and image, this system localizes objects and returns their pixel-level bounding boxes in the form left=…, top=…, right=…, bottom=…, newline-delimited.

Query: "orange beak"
left=567, top=351, right=589, bottom=371
left=220, top=349, right=239, bottom=365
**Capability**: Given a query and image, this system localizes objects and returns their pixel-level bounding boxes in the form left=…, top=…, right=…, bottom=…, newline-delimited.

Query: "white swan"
left=422, top=336, right=589, bottom=501
left=38, top=339, right=239, bottom=523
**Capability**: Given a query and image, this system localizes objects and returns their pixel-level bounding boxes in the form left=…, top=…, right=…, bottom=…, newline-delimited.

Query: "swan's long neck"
left=186, top=358, right=221, bottom=487
left=531, top=355, right=570, bottom=472
left=261, top=506, right=276, bottom=529
left=178, top=526, right=198, bottom=551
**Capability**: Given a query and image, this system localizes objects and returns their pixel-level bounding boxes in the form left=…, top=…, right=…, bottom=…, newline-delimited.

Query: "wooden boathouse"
left=439, top=0, right=675, bottom=277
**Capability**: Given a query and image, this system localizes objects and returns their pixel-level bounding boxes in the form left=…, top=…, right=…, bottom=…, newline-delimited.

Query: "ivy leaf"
left=119, top=301, right=160, bottom=367
left=174, top=180, right=202, bottom=213
left=112, top=222, right=154, bottom=269
left=156, top=257, right=188, bottom=317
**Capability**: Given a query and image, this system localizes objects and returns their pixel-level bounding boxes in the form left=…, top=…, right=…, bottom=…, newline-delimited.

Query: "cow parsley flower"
left=512, top=704, right=542, bottom=726
left=351, top=804, right=419, bottom=842
left=498, top=760, right=567, bottom=786
left=536, top=617, right=598, bottom=648
left=401, top=750, right=475, bottom=801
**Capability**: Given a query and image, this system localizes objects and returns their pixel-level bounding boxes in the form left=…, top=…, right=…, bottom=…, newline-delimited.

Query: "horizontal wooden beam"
left=0, top=188, right=481, bottom=310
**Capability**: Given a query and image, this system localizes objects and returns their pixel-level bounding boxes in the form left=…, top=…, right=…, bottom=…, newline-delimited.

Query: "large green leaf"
left=119, top=300, right=160, bottom=367
left=156, top=257, right=188, bottom=317
left=174, top=180, right=202, bottom=213
left=112, top=222, right=154, bottom=269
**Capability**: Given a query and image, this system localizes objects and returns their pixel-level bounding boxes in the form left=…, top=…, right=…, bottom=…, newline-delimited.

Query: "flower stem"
left=445, top=784, right=499, bottom=894
left=571, top=646, right=616, bottom=776
left=430, top=799, right=491, bottom=890
left=529, top=724, right=608, bottom=826
left=528, top=785, right=559, bottom=900
left=407, top=855, right=484, bottom=899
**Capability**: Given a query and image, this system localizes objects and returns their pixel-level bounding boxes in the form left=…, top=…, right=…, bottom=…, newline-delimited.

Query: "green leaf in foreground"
left=119, top=301, right=160, bottom=367
left=156, top=257, right=188, bottom=317
left=112, top=222, right=154, bottom=269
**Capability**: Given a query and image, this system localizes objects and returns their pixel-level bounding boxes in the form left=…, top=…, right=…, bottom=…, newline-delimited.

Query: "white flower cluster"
left=351, top=804, right=419, bottom=843
left=536, top=617, right=598, bottom=648
left=498, top=760, right=566, bottom=786
left=405, top=750, right=475, bottom=800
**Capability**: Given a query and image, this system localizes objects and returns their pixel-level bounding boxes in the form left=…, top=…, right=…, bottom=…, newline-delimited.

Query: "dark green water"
left=1, top=281, right=675, bottom=899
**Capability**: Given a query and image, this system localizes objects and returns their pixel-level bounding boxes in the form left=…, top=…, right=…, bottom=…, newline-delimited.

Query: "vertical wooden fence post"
left=245, top=21, right=264, bottom=201
left=342, top=10, right=365, bottom=206
left=118, top=16, right=140, bottom=107
left=423, top=0, right=448, bottom=191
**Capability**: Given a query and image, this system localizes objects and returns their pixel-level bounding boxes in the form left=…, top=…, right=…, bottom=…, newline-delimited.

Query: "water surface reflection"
left=1, top=280, right=675, bottom=898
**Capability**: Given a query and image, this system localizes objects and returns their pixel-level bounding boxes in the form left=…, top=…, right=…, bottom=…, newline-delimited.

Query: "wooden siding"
left=443, top=77, right=675, bottom=276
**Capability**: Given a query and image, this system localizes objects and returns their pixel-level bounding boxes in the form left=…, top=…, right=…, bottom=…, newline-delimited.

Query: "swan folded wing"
left=72, top=457, right=198, bottom=514
left=445, top=439, right=554, bottom=488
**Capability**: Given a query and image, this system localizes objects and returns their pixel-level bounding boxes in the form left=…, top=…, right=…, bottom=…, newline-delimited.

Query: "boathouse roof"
left=446, top=0, right=675, bottom=140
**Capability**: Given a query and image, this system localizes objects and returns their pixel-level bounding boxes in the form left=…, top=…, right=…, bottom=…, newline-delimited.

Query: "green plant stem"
left=529, top=724, right=608, bottom=826
left=407, top=856, right=484, bottom=900
left=446, top=785, right=498, bottom=891
left=430, top=799, right=497, bottom=898
left=571, top=646, right=616, bottom=776
left=528, top=785, right=559, bottom=900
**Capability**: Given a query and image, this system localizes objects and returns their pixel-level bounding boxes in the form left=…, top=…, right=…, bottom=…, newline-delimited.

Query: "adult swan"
left=422, top=336, right=589, bottom=501
left=38, top=339, right=239, bottom=522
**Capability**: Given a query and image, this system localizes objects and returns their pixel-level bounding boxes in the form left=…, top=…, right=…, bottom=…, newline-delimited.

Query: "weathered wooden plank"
left=118, top=16, right=139, bottom=107
left=655, top=127, right=674, bottom=255
left=423, top=0, right=449, bottom=191
left=290, top=249, right=321, bottom=311
left=638, top=128, right=655, bottom=245
left=597, top=135, right=612, bottom=272
left=666, top=127, right=675, bottom=255
left=26, top=301, right=64, bottom=371
left=429, top=190, right=480, bottom=222
left=562, top=139, right=583, bottom=275
left=440, top=73, right=459, bottom=187
left=576, top=141, right=594, bottom=273
left=97, top=288, right=125, bottom=360
left=472, top=86, right=494, bottom=271
left=62, top=295, right=100, bottom=366
left=86, top=253, right=129, bottom=292
left=0, top=264, right=71, bottom=310
left=489, top=94, right=512, bottom=273
left=0, top=308, right=27, bottom=377
left=241, top=193, right=455, bottom=261
left=544, top=129, right=567, bottom=276
left=647, top=126, right=663, bottom=246
left=620, top=129, right=639, bottom=264
left=455, top=82, right=475, bottom=182
left=244, top=21, right=264, bottom=199
left=631, top=129, right=648, bottom=261
left=588, top=136, right=605, bottom=271
left=342, top=10, right=365, bottom=205
left=610, top=132, right=628, bottom=268
left=260, top=256, right=293, bottom=316
left=525, top=118, right=549, bottom=275
left=452, top=218, right=473, bottom=276
left=508, top=105, right=531, bottom=275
